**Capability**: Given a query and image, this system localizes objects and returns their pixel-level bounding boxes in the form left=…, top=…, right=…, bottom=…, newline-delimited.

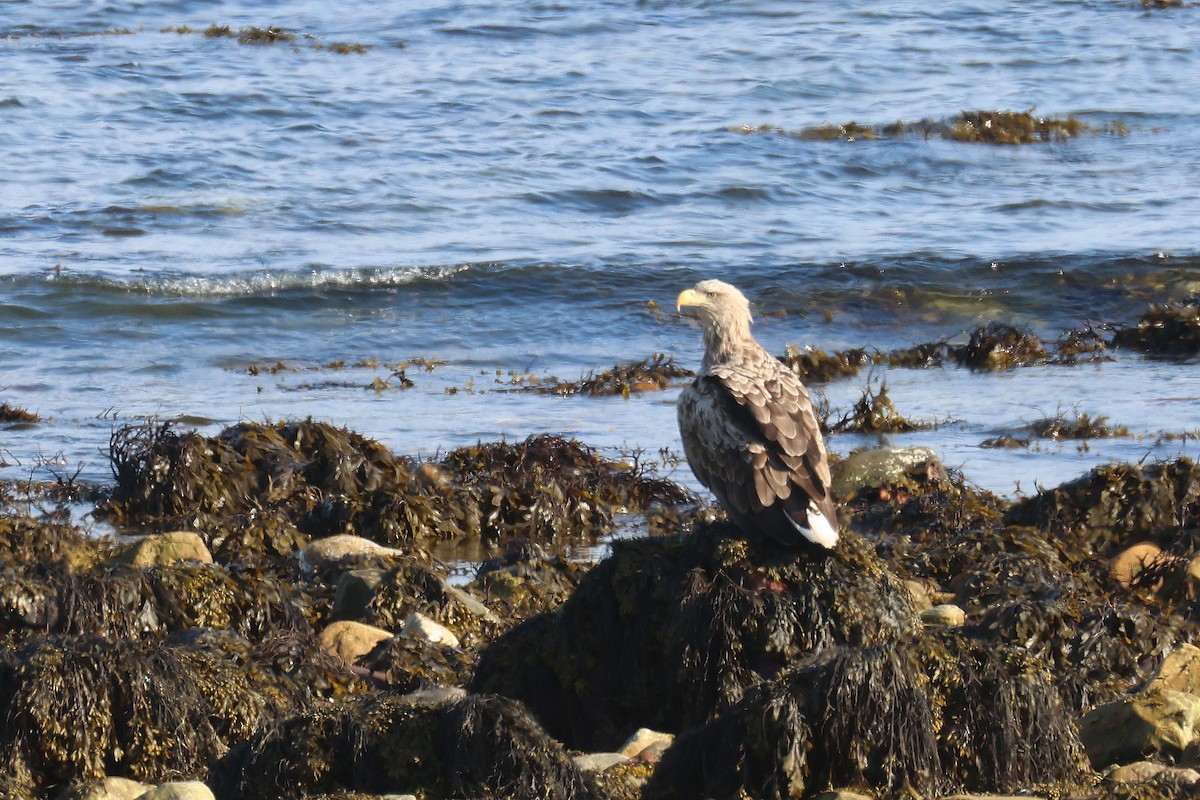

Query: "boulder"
left=1108, top=542, right=1162, bottom=589
left=318, top=620, right=393, bottom=665
left=401, top=612, right=460, bottom=649
left=133, top=783, right=215, bottom=800
left=1079, top=688, right=1200, bottom=768
left=1107, top=760, right=1200, bottom=785
left=116, top=531, right=212, bottom=568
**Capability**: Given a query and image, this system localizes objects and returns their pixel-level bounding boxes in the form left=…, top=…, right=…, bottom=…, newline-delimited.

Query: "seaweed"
left=0, top=636, right=264, bottom=794
left=1030, top=410, right=1130, bottom=440
left=952, top=321, right=1047, bottom=370
left=0, top=403, right=40, bottom=423
left=1005, top=458, right=1200, bottom=558
left=947, top=109, right=1087, bottom=144
left=1113, top=301, right=1200, bottom=356
left=472, top=522, right=918, bottom=751
left=210, top=691, right=602, bottom=800
left=644, top=635, right=1085, bottom=799
left=527, top=353, right=693, bottom=397
left=237, top=26, right=295, bottom=44
left=829, top=379, right=928, bottom=434
left=779, top=344, right=873, bottom=383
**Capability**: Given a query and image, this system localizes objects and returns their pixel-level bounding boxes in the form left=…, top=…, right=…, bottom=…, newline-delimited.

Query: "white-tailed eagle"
left=676, top=279, right=839, bottom=549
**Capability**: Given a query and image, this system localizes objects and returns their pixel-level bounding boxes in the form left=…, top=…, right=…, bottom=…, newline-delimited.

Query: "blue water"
left=2, top=0, right=1199, bottom=520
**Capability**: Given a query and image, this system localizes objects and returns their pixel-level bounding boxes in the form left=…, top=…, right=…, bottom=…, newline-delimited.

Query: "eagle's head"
left=677, top=279, right=754, bottom=360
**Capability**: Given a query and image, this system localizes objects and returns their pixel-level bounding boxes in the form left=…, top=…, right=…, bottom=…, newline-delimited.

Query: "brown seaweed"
left=1112, top=301, right=1200, bottom=356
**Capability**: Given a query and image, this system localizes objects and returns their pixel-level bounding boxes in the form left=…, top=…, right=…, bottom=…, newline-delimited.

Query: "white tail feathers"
left=801, top=502, right=839, bottom=549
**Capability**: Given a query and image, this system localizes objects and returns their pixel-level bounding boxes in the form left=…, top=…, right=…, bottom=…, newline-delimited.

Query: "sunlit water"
left=2, top=0, right=1199, bottom=550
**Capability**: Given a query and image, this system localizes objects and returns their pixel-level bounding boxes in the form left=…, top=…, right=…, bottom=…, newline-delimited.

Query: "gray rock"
left=333, top=567, right=388, bottom=619
left=301, top=534, right=404, bottom=572
left=1080, top=688, right=1200, bottom=768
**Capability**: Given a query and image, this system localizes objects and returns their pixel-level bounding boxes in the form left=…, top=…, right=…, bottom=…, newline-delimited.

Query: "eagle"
left=675, top=279, right=839, bottom=549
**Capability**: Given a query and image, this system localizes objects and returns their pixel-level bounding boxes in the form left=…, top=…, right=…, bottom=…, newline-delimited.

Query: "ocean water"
left=2, top=0, right=1199, bottom=533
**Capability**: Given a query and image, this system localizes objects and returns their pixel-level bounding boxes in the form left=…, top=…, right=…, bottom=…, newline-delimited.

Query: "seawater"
left=1, top=0, right=1199, bottom=531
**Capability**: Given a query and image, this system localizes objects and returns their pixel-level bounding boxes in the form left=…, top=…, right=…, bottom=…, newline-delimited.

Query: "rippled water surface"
left=2, top=0, right=1199, bottom=523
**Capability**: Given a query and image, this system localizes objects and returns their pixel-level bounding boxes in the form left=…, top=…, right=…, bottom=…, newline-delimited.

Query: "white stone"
left=401, top=612, right=460, bottom=649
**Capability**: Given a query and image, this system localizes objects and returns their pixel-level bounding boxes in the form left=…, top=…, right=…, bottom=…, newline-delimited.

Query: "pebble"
left=618, top=727, right=674, bottom=758
left=920, top=603, right=966, bottom=628
left=318, top=620, right=393, bottom=665
left=67, top=777, right=154, bottom=800
left=301, top=534, right=404, bottom=571
left=1108, top=541, right=1162, bottom=589
left=133, top=782, right=215, bottom=800
left=116, top=531, right=212, bottom=568
left=402, top=612, right=461, bottom=649
left=572, top=752, right=631, bottom=771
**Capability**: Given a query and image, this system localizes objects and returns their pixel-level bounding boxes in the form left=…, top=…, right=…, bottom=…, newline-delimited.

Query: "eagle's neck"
left=700, top=313, right=755, bottom=371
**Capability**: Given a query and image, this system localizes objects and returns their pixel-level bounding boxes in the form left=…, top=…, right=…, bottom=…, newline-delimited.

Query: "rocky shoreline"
left=2, top=413, right=1200, bottom=799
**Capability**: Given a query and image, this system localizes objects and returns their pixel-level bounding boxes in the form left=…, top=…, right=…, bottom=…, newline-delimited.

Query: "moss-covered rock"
left=472, top=522, right=917, bottom=750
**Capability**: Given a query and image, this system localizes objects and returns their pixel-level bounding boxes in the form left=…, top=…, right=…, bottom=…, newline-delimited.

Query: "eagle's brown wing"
left=677, top=352, right=837, bottom=544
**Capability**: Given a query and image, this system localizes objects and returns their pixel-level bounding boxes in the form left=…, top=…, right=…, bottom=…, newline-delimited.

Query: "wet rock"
left=132, top=783, right=214, bottom=800
left=618, top=728, right=675, bottom=758
left=1107, top=760, right=1200, bottom=785
left=1109, top=542, right=1163, bottom=588
left=303, top=535, right=404, bottom=570
left=115, top=531, right=212, bottom=568
left=920, top=603, right=966, bottom=627
left=1147, top=643, right=1200, bottom=695
left=472, top=523, right=919, bottom=751
left=401, top=612, right=460, bottom=649
left=904, top=579, right=934, bottom=611
left=333, top=568, right=388, bottom=619
left=210, top=691, right=602, bottom=800
left=1079, top=688, right=1200, bottom=768
left=319, top=620, right=393, bottom=665
left=830, top=446, right=944, bottom=499
left=573, top=752, right=631, bottom=772
left=66, top=777, right=155, bottom=800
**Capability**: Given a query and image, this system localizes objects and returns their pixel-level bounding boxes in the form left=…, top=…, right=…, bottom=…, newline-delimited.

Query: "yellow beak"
left=676, top=288, right=705, bottom=312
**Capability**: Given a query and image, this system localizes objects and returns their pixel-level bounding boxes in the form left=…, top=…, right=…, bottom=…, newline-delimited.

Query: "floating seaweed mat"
left=643, top=635, right=1086, bottom=800
left=1005, top=458, right=1200, bottom=559
left=1112, top=301, right=1200, bottom=356
left=0, top=561, right=313, bottom=643
left=210, top=690, right=602, bottom=800
left=471, top=521, right=919, bottom=751
left=0, top=636, right=264, bottom=794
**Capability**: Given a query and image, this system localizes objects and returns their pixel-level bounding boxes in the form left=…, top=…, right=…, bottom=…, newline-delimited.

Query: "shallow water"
left=2, top=0, right=1199, bottom=537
